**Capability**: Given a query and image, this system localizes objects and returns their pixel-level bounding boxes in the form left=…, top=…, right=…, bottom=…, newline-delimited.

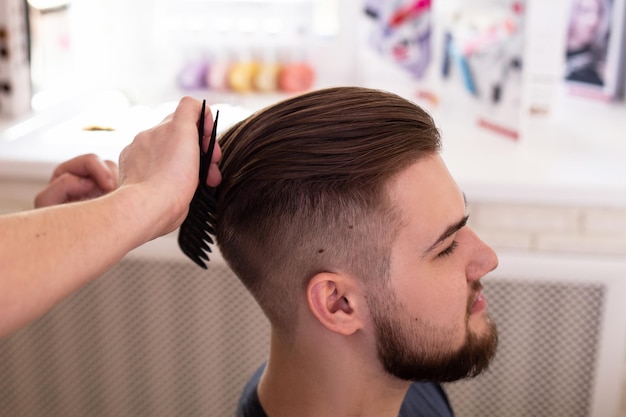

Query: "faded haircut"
left=215, top=86, right=441, bottom=334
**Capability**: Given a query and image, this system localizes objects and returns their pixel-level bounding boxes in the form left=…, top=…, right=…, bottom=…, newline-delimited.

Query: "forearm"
left=0, top=185, right=163, bottom=338
left=0, top=96, right=218, bottom=338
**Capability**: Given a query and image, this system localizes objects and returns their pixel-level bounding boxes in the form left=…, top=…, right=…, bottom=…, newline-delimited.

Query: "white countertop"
left=0, top=91, right=254, bottom=180
left=1, top=91, right=625, bottom=208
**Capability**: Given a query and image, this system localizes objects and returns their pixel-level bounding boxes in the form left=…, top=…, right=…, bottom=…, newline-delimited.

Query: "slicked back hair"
left=216, top=87, right=441, bottom=334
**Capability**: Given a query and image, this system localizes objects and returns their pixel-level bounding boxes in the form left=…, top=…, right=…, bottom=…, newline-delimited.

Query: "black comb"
left=178, top=100, right=219, bottom=269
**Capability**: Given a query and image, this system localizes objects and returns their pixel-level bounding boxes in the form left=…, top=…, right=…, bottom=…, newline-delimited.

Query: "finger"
left=172, top=96, right=203, bottom=126
left=51, top=154, right=100, bottom=179
left=52, top=154, right=117, bottom=191
left=103, top=160, right=120, bottom=189
left=158, top=96, right=202, bottom=125
left=34, top=175, right=96, bottom=208
left=210, top=138, right=222, bottom=163
left=87, top=159, right=117, bottom=191
left=206, top=162, right=222, bottom=188
left=202, top=116, right=222, bottom=187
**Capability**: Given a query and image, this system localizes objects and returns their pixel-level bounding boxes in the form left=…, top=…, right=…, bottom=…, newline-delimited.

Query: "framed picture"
left=564, top=0, right=626, bottom=100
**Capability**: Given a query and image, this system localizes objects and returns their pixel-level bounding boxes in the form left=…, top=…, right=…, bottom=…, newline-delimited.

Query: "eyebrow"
left=422, top=214, right=469, bottom=257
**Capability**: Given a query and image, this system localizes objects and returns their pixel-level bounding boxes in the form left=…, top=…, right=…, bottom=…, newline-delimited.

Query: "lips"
left=470, top=289, right=487, bottom=314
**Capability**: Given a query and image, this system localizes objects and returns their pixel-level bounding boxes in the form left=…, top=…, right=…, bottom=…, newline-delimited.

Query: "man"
left=0, top=96, right=222, bottom=338
left=215, top=87, right=499, bottom=417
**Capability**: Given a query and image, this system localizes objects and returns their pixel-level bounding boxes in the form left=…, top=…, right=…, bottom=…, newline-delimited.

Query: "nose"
left=465, top=228, right=499, bottom=282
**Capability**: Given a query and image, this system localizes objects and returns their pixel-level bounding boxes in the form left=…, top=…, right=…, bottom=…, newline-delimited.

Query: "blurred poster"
left=438, top=0, right=526, bottom=140
left=564, top=0, right=626, bottom=100
left=364, top=0, right=433, bottom=79
left=358, top=0, right=525, bottom=139
left=358, top=0, right=440, bottom=106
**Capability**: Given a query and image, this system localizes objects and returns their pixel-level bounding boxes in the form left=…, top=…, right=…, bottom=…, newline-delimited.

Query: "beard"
left=370, top=282, right=498, bottom=383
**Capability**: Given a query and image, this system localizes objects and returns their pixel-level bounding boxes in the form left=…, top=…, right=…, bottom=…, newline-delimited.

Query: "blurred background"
left=2, top=1, right=626, bottom=416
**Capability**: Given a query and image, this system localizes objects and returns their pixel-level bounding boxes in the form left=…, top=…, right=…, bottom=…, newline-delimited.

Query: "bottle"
left=253, top=46, right=280, bottom=93
left=278, top=52, right=314, bottom=93
left=206, top=47, right=230, bottom=92
left=227, top=49, right=258, bottom=94
left=277, top=26, right=315, bottom=93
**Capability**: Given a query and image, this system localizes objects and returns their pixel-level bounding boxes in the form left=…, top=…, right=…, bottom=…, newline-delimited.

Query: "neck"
left=257, top=327, right=410, bottom=417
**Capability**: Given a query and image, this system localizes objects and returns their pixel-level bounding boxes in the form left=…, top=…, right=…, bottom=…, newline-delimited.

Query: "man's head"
left=367, top=154, right=498, bottom=382
left=216, top=86, right=498, bottom=383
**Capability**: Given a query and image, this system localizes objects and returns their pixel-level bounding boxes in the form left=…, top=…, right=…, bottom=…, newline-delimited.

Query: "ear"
left=306, top=272, right=366, bottom=336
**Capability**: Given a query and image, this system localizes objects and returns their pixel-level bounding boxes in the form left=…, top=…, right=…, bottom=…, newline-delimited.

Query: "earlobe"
left=307, top=273, right=363, bottom=336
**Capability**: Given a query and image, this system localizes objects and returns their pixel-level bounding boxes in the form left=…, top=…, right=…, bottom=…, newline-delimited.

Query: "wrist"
left=108, top=183, right=187, bottom=246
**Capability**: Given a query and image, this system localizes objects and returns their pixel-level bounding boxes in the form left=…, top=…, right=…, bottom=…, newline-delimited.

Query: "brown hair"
left=216, top=86, right=441, bottom=333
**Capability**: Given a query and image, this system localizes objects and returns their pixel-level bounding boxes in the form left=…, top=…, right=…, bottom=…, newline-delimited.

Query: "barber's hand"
left=118, top=96, right=222, bottom=239
left=34, top=154, right=119, bottom=208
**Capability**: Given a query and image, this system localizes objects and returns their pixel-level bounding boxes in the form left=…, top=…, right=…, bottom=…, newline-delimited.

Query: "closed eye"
left=437, top=241, right=458, bottom=258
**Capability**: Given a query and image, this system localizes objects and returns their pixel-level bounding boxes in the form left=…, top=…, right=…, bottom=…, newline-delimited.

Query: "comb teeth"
left=177, top=100, right=219, bottom=269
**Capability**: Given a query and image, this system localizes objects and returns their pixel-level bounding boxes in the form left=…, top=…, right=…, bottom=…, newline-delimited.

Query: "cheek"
left=397, top=269, right=469, bottom=329
left=399, top=286, right=469, bottom=350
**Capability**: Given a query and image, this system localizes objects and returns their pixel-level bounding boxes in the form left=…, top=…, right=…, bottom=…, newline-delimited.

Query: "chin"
left=468, top=313, right=493, bottom=336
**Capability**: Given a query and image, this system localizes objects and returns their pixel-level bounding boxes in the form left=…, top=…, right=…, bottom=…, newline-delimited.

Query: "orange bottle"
left=227, top=50, right=258, bottom=94
left=278, top=49, right=314, bottom=93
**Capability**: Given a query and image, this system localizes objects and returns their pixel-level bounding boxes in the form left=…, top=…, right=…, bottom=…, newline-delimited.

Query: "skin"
left=258, top=154, right=498, bottom=417
left=0, top=96, right=222, bottom=338
left=370, top=154, right=498, bottom=383
left=34, top=154, right=120, bottom=208
left=386, top=154, right=497, bottom=350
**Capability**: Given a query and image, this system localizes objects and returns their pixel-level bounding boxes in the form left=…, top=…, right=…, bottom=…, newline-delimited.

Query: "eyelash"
left=438, top=241, right=458, bottom=258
